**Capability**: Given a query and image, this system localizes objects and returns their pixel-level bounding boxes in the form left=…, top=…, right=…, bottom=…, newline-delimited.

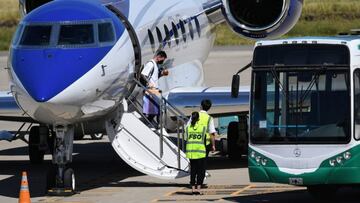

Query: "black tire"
left=220, top=138, right=228, bottom=156
left=227, top=122, right=241, bottom=160
left=307, top=185, right=337, bottom=199
left=90, top=133, right=104, bottom=140
left=74, top=134, right=85, bottom=140
left=63, top=168, right=75, bottom=191
left=46, top=166, right=56, bottom=191
left=29, top=126, right=45, bottom=164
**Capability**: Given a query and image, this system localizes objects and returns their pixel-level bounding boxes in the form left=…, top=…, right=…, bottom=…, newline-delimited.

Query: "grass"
left=1, top=0, right=360, bottom=49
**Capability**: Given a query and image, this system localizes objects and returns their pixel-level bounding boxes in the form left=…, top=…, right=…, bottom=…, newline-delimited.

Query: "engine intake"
left=222, top=0, right=303, bottom=39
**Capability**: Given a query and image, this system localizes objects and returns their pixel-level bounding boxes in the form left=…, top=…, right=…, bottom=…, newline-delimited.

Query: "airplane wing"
left=165, top=86, right=250, bottom=117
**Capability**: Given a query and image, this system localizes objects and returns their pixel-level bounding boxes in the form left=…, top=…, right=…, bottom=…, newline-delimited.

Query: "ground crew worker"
left=186, top=112, right=207, bottom=195
left=198, top=99, right=216, bottom=157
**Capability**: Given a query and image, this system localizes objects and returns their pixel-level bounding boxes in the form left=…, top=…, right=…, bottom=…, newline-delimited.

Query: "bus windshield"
left=251, top=67, right=351, bottom=144
left=250, top=44, right=351, bottom=144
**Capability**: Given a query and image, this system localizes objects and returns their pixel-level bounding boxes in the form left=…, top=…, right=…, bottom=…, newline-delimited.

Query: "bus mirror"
left=231, top=75, right=240, bottom=98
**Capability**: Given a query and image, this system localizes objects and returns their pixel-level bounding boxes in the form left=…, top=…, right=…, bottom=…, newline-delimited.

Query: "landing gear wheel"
left=46, top=167, right=76, bottom=196
left=220, top=138, right=228, bottom=156
left=307, top=185, right=338, bottom=199
left=29, top=126, right=45, bottom=164
left=90, top=133, right=104, bottom=140
left=63, top=168, right=75, bottom=191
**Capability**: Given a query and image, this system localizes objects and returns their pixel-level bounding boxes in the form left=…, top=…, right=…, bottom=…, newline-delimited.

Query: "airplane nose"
left=10, top=0, right=125, bottom=102
left=12, top=48, right=111, bottom=102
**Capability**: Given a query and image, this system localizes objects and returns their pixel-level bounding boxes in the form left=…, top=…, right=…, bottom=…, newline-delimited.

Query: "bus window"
left=251, top=68, right=350, bottom=144
left=354, top=69, right=360, bottom=140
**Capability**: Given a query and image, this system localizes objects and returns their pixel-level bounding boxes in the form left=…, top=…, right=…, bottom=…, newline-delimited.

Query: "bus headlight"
left=329, top=159, right=336, bottom=167
left=256, top=156, right=261, bottom=163
left=343, top=151, right=351, bottom=160
left=336, top=156, right=343, bottom=164
left=261, top=158, right=267, bottom=166
left=251, top=151, right=256, bottom=158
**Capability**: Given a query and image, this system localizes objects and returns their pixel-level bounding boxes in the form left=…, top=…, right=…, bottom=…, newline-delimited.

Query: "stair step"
left=107, top=112, right=189, bottom=179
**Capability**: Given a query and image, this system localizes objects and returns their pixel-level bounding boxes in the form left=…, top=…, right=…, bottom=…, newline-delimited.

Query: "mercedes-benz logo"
left=294, top=148, right=301, bottom=157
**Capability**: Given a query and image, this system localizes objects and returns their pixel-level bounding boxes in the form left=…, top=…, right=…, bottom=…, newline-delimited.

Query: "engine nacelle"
left=221, top=0, right=303, bottom=39
left=19, top=0, right=52, bottom=17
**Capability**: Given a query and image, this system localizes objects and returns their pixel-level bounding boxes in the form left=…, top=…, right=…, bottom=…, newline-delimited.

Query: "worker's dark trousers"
left=204, top=144, right=211, bottom=172
left=190, top=158, right=206, bottom=186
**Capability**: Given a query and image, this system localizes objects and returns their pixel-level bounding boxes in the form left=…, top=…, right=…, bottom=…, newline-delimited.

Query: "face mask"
left=157, top=60, right=164, bottom=65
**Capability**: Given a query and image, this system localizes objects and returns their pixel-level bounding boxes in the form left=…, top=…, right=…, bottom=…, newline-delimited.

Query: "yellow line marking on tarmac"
left=230, top=184, right=254, bottom=196
left=165, top=187, right=186, bottom=197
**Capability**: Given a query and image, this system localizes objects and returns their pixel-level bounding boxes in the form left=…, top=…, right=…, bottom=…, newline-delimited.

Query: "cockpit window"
left=12, top=24, right=24, bottom=45
left=98, top=22, right=115, bottom=43
left=20, top=25, right=52, bottom=46
left=58, top=24, right=94, bottom=45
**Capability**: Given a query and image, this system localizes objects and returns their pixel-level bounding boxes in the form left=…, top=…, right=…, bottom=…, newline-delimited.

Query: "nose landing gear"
left=46, top=125, right=76, bottom=196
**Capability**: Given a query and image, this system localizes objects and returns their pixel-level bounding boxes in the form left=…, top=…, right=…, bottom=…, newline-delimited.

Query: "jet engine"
left=221, top=0, right=303, bottom=39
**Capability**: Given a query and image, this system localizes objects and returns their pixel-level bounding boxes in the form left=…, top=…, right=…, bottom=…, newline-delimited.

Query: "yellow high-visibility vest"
left=186, top=123, right=207, bottom=159
left=198, top=112, right=211, bottom=146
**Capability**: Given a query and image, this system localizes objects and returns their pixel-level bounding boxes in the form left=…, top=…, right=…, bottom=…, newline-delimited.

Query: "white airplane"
left=0, top=0, right=303, bottom=195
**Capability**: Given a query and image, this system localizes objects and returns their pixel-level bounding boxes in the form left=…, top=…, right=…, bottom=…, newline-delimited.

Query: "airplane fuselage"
left=8, top=0, right=216, bottom=125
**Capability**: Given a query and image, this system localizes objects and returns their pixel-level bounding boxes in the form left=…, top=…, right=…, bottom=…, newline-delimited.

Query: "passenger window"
left=148, top=29, right=155, bottom=52
left=20, top=25, right=52, bottom=46
left=194, top=17, right=201, bottom=37
left=98, top=23, right=115, bottom=43
left=179, top=20, right=186, bottom=42
left=164, top=25, right=171, bottom=47
left=58, top=24, right=94, bottom=45
left=188, top=20, right=194, bottom=40
left=156, top=27, right=163, bottom=44
left=172, top=22, right=179, bottom=45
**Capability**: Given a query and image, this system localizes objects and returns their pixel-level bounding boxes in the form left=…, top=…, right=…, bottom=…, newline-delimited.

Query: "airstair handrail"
left=131, top=78, right=188, bottom=124
left=126, top=78, right=190, bottom=170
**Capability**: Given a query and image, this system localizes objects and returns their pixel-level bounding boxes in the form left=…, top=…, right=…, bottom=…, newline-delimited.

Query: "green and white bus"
left=238, top=36, right=360, bottom=196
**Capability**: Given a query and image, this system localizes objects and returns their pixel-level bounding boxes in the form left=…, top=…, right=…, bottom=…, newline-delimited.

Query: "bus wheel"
left=307, top=185, right=337, bottom=199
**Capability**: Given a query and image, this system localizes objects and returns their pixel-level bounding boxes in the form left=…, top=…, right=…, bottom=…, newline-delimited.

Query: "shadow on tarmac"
left=223, top=187, right=360, bottom=203
left=0, top=140, right=246, bottom=198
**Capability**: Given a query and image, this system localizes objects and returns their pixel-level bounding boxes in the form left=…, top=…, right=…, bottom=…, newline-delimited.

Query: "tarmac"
left=1, top=47, right=360, bottom=203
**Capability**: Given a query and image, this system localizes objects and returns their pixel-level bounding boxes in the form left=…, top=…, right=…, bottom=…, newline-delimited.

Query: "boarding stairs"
left=106, top=80, right=190, bottom=179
